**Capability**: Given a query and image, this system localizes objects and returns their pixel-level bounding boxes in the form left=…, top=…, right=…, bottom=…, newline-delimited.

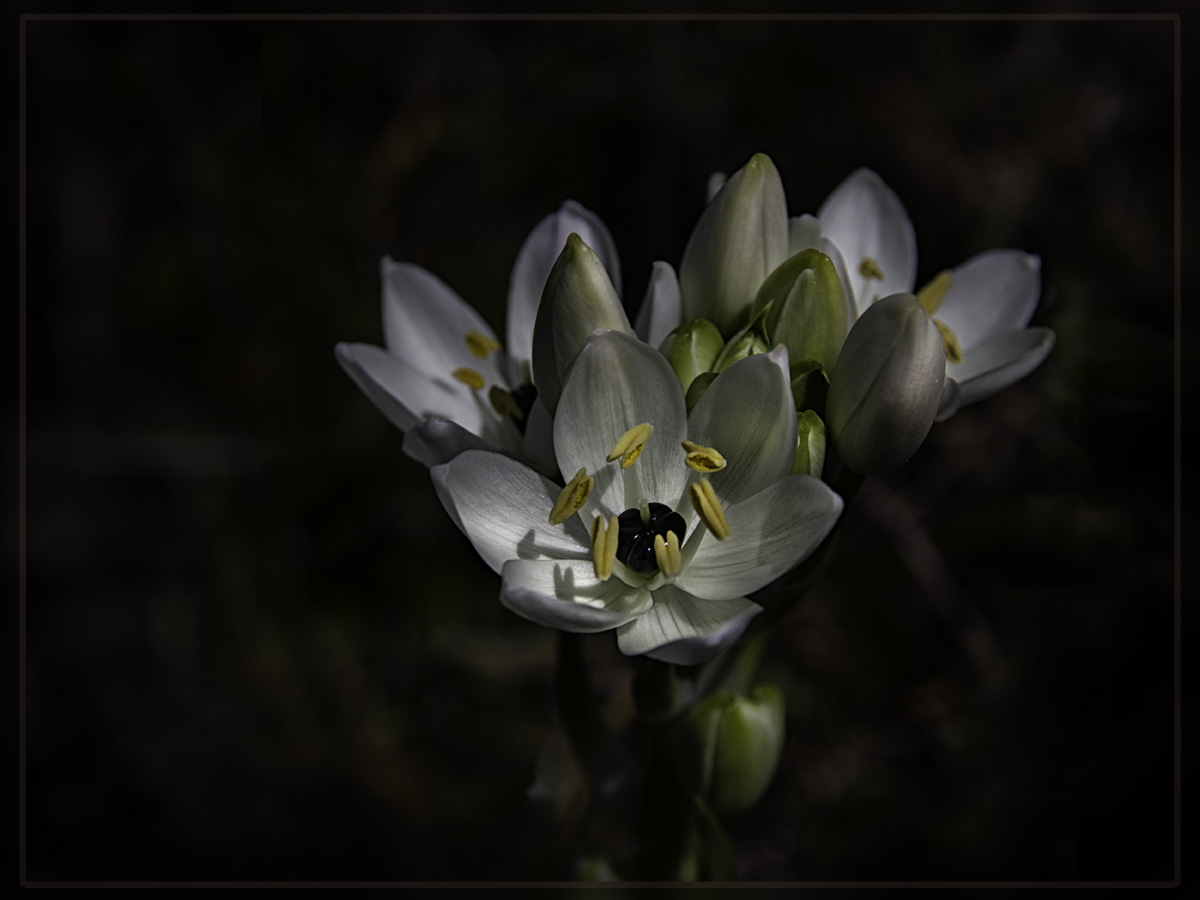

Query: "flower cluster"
left=335, top=153, right=1054, bottom=663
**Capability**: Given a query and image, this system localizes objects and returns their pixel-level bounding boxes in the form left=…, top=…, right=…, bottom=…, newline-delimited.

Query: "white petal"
left=430, top=457, right=466, bottom=535
left=520, top=397, right=560, bottom=480
left=817, top=168, right=917, bottom=315
left=788, top=213, right=822, bottom=256
left=616, top=584, right=761, bottom=663
left=380, top=258, right=507, bottom=388
left=954, top=327, right=1056, bottom=405
left=506, top=201, right=622, bottom=385
left=553, top=331, right=689, bottom=518
left=633, top=261, right=683, bottom=349
left=934, top=250, right=1042, bottom=352
left=676, top=474, right=842, bottom=600
left=501, top=558, right=652, bottom=633
left=434, top=450, right=591, bottom=574
left=706, top=171, right=727, bottom=203
left=934, top=377, right=962, bottom=423
left=336, top=342, right=501, bottom=442
left=402, top=416, right=502, bottom=468
left=687, top=345, right=797, bottom=505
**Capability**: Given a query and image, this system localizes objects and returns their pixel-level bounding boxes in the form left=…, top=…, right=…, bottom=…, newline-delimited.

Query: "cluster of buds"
left=652, top=153, right=1054, bottom=477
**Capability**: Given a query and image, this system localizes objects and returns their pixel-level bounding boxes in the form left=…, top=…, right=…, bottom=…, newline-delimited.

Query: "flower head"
left=334, top=201, right=622, bottom=470
left=433, top=330, right=843, bottom=665
left=811, top=168, right=1055, bottom=417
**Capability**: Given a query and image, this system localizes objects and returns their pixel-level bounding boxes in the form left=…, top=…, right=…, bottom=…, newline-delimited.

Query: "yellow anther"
left=689, top=478, right=731, bottom=541
left=549, top=468, right=594, bottom=526
left=464, top=331, right=501, bottom=359
left=606, top=422, right=654, bottom=469
left=452, top=367, right=485, bottom=391
left=590, top=514, right=619, bottom=581
left=858, top=256, right=885, bottom=280
left=934, top=319, right=964, bottom=365
left=681, top=440, right=727, bottom=473
left=917, top=269, right=954, bottom=316
left=653, top=530, right=683, bottom=579
left=488, top=385, right=524, bottom=420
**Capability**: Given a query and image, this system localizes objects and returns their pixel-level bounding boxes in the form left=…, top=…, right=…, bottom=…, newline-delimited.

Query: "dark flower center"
left=616, top=503, right=688, bottom=576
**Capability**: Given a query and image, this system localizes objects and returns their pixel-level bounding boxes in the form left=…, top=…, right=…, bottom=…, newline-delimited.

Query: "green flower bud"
left=680, top=153, right=789, bottom=335
left=826, top=294, right=946, bottom=475
left=754, top=248, right=851, bottom=372
left=712, top=325, right=770, bottom=374
left=659, top=318, right=724, bottom=393
left=793, top=409, right=826, bottom=477
left=675, top=685, right=786, bottom=817
left=789, top=358, right=829, bottom=414
left=531, top=233, right=633, bottom=415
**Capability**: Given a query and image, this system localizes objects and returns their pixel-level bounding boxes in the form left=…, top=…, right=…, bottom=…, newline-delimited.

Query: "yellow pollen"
left=606, top=422, right=654, bottom=469
left=549, top=468, right=594, bottom=525
left=681, top=440, right=727, bottom=473
left=452, top=367, right=485, bottom=391
left=590, top=514, right=619, bottom=581
left=917, top=269, right=954, bottom=316
left=934, top=319, right=964, bottom=365
left=689, top=478, right=731, bottom=541
left=464, top=331, right=501, bottom=359
left=653, top=531, right=683, bottom=579
left=488, top=385, right=524, bottom=420
left=858, top=257, right=885, bottom=280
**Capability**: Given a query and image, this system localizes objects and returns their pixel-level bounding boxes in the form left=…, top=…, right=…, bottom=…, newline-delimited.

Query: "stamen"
left=934, top=319, right=964, bottom=365
left=607, top=422, right=654, bottom=469
left=549, top=468, right=594, bottom=525
left=653, top=531, right=683, bottom=579
left=590, top=514, right=619, bottom=581
left=464, top=331, right=501, bottom=359
left=689, top=478, right=731, bottom=541
left=488, top=385, right=524, bottom=420
left=917, top=269, right=953, bottom=317
left=681, top=440, right=727, bottom=473
left=858, top=257, right=885, bottom=280
left=452, top=367, right=485, bottom=391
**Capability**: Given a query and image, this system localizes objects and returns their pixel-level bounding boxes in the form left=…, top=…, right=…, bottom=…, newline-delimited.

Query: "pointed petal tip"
left=747, top=151, right=777, bottom=171
left=764, top=343, right=790, bottom=370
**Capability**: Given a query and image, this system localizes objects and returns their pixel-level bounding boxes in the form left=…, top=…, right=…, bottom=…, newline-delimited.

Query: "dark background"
left=21, top=16, right=1179, bottom=883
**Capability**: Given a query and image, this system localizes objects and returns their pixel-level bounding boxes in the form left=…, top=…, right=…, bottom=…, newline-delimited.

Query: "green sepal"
left=754, top=248, right=850, bottom=372
left=658, top=317, right=724, bottom=393
left=793, top=409, right=826, bottom=477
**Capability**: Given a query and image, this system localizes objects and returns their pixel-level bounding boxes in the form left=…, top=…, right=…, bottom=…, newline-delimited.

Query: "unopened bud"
left=659, top=318, right=724, bottom=393
left=825, top=293, right=945, bottom=474
left=531, top=233, right=633, bottom=415
left=675, top=685, right=786, bottom=817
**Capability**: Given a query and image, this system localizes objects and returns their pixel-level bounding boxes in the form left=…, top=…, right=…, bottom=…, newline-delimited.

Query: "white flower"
left=334, top=201, right=622, bottom=470
left=811, top=168, right=1056, bottom=417
left=432, top=330, right=843, bottom=665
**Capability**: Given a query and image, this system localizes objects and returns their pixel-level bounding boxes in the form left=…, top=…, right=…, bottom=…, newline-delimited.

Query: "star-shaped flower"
left=433, top=330, right=843, bottom=665
left=813, top=168, right=1055, bottom=417
left=335, top=201, right=622, bottom=469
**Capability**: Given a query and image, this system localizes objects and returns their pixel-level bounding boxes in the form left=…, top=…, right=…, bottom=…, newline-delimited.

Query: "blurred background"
left=22, top=16, right=1179, bottom=882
